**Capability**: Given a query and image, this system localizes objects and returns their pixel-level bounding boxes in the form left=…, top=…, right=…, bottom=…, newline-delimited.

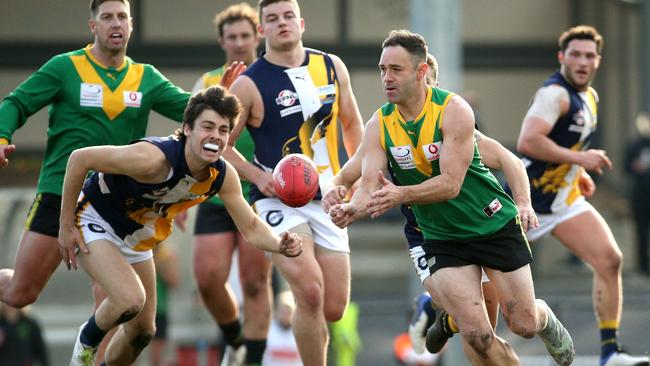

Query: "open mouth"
left=109, top=32, right=123, bottom=42
left=203, top=143, right=220, bottom=153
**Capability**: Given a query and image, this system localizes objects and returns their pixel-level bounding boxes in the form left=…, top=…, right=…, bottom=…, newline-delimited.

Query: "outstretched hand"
left=58, top=225, right=89, bottom=270
left=0, top=144, right=16, bottom=168
left=367, top=171, right=401, bottom=218
left=279, top=231, right=302, bottom=257
left=219, top=61, right=247, bottom=89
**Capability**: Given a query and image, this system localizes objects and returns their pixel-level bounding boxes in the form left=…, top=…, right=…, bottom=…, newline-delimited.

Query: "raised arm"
left=58, top=142, right=168, bottom=270
left=219, top=161, right=301, bottom=257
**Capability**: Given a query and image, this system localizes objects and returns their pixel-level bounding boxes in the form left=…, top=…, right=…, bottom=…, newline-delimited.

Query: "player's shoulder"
left=47, top=48, right=86, bottom=66
left=587, top=86, right=599, bottom=102
left=535, top=84, right=569, bottom=103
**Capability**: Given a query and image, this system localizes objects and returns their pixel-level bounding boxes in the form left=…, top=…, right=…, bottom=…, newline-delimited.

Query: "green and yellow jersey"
left=0, top=45, right=191, bottom=195
left=379, top=87, right=518, bottom=240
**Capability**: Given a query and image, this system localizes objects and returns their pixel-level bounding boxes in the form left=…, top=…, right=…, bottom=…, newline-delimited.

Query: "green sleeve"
left=0, top=54, right=65, bottom=141
left=149, top=65, right=191, bottom=123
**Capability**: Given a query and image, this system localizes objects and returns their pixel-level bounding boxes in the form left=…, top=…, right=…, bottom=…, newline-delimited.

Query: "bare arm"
left=477, top=131, right=538, bottom=231
left=58, top=142, right=168, bottom=269
left=320, top=137, right=365, bottom=212
left=219, top=161, right=301, bottom=257
left=331, top=55, right=364, bottom=157
left=225, top=75, right=276, bottom=196
left=329, top=113, right=387, bottom=227
left=517, top=85, right=611, bottom=174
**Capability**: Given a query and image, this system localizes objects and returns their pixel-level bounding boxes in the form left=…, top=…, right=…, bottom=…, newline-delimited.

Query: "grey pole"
left=409, top=0, right=466, bottom=364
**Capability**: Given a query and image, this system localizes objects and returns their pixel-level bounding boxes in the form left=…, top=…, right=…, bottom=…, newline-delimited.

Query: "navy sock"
left=244, top=339, right=266, bottom=364
left=79, top=314, right=107, bottom=348
left=600, top=328, right=618, bottom=360
left=219, top=319, right=243, bottom=347
left=424, top=298, right=437, bottom=319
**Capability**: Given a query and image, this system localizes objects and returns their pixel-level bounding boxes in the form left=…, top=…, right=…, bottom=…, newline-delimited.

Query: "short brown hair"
left=382, top=29, right=428, bottom=67
left=175, top=86, right=241, bottom=140
left=258, top=0, right=300, bottom=22
left=89, top=0, right=129, bottom=18
left=214, top=2, right=259, bottom=40
left=558, top=25, right=603, bottom=54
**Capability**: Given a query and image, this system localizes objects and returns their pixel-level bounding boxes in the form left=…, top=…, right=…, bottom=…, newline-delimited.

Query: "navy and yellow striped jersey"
left=243, top=48, right=341, bottom=202
left=79, top=136, right=227, bottom=251
left=522, top=72, right=598, bottom=214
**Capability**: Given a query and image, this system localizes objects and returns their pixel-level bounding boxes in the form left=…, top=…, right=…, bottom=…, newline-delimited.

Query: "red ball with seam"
left=272, top=154, right=320, bottom=208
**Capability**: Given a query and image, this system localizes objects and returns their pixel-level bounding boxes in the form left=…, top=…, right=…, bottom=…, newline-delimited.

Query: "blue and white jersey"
left=243, top=48, right=342, bottom=203
left=79, top=136, right=227, bottom=251
left=522, top=72, right=598, bottom=214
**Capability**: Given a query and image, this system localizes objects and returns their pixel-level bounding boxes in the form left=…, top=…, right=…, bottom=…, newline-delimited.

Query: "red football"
left=272, top=154, right=320, bottom=208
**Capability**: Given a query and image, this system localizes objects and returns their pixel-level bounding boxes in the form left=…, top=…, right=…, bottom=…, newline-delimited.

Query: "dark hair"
left=558, top=25, right=603, bottom=54
left=214, top=2, right=259, bottom=40
left=89, top=0, right=129, bottom=18
left=258, top=0, right=300, bottom=22
left=382, top=29, right=428, bottom=67
left=175, top=86, right=241, bottom=140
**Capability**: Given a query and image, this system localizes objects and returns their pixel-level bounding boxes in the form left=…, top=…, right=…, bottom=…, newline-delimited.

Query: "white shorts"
left=77, top=202, right=153, bottom=264
left=253, top=198, right=349, bottom=253
left=526, top=198, right=593, bottom=242
left=409, top=246, right=489, bottom=283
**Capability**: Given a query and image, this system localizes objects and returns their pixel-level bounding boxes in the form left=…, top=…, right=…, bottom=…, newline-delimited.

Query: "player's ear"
left=557, top=50, right=564, bottom=65
left=417, top=62, right=429, bottom=81
left=89, top=17, right=96, bottom=34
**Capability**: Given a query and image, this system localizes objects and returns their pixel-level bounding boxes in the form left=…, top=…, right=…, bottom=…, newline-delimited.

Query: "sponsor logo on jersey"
left=317, top=84, right=336, bottom=105
left=123, top=91, right=143, bottom=108
left=482, top=198, right=503, bottom=217
left=280, top=105, right=302, bottom=118
left=422, top=141, right=442, bottom=161
left=276, top=90, right=298, bottom=107
left=80, top=83, right=103, bottom=107
left=389, top=145, right=416, bottom=169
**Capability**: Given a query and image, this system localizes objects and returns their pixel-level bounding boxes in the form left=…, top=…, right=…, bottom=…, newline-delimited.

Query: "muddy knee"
left=114, top=305, right=142, bottom=326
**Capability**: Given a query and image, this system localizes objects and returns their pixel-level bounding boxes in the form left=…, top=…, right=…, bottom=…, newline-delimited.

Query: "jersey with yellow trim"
left=379, top=87, right=518, bottom=240
left=79, top=136, right=227, bottom=251
left=196, top=64, right=255, bottom=205
left=0, top=46, right=191, bottom=196
left=243, top=48, right=341, bottom=203
left=521, top=71, right=598, bottom=214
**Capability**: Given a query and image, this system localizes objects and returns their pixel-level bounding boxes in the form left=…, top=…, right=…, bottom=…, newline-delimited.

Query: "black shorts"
left=25, top=192, right=61, bottom=237
left=422, top=218, right=532, bottom=275
left=154, top=312, right=168, bottom=339
left=194, top=202, right=237, bottom=235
